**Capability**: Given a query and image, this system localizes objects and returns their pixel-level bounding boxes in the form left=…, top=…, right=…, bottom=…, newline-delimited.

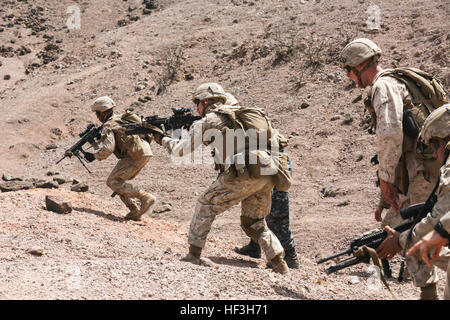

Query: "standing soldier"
left=378, top=105, right=450, bottom=299
left=224, top=93, right=299, bottom=269
left=84, top=96, right=156, bottom=221
left=157, top=83, right=291, bottom=274
left=340, top=38, right=448, bottom=299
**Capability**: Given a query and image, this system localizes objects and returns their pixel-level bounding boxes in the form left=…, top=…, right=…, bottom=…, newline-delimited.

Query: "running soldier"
left=84, top=96, right=156, bottom=221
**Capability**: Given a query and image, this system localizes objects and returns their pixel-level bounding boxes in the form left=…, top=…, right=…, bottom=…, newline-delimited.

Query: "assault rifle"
left=123, top=108, right=201, bottom=136
left=316, top=201, right=434, bottom=275
left=56, top=123, right=103, bottom=173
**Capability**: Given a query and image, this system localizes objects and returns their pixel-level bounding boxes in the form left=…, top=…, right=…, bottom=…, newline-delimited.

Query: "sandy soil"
left=0, top=0, right=448, bottom=300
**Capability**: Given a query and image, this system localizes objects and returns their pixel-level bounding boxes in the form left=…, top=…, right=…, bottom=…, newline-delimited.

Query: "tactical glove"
left=153, top=132, right=169, bottom=146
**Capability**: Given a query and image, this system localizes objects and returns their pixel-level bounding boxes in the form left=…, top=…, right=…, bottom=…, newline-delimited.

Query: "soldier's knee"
left=106, top=176, right=122, bottom=191
left=240, top=216, right=266, bottom=242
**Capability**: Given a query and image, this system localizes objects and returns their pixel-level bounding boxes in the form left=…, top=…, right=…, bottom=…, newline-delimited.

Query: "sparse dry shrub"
left=155, top=47, right=185, bottom=95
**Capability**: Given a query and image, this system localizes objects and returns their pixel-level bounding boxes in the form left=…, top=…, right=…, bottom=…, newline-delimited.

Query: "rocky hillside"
left=0, top=0, right=448, bottom=300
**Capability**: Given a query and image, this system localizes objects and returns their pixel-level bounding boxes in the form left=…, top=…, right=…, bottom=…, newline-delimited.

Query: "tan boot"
left=270, top=254, right=290, bottom=275
left=420, top=283, right=439, bottom=300
left=133, top=191, right=155, bottom=220
left=120, top=195, right=141, bottom=221
left=181, top=245, right=202, bottom=265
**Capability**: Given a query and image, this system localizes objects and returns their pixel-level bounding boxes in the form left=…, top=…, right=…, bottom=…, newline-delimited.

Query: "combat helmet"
left=340, top=38, right=382, bottom=68
left=419, top=104, right=450, bottom=146
left=192, top=83, right=227, bottom=105
left=224, top=92, right=239, bottom=106
left=91, top=96, right=116, bottom=112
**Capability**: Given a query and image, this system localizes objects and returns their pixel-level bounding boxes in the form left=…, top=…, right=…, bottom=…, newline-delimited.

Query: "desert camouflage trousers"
left=382, top=168, right=443, bottom=288
left=188, top=171, right=284, bottom=260
left=267, top=154, right=296, bottom=251
left=446, top=262, right=450, bottom=300
left=403, top=203, right=450, bottom=288
left=106, top=156, right=151, bottom=209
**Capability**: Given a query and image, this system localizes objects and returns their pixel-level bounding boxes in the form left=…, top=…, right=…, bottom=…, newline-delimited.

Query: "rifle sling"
left=354, top=246, right=398, bottom=300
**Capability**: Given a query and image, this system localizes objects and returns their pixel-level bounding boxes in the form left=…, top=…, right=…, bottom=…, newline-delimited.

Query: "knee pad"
left=240, top=216, right=266, bottom=243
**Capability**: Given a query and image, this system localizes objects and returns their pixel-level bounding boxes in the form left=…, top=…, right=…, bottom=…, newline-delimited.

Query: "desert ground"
left=0, top=0, right=448, bottom=300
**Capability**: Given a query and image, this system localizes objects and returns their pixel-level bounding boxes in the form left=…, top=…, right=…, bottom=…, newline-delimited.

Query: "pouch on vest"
left=115, top=112, right=151, bottom=160
left=402, top=109, right=420, bottom=139
left=272, top=151, right=292, bottom=191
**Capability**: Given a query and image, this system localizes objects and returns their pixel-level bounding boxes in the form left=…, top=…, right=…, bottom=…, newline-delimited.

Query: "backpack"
left=213, top=105, right=292, bottom=191
left=365, top=68, right=448, bottom=193
left=365, top=67, right=448, bottom=132
left=111, top=112, right=153, bottom=159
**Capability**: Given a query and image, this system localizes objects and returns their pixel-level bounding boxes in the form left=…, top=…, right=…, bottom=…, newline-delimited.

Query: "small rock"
left=321, top=185, right=339, bottom=198
left=46, top=171, right=59, bottom=176
left=356, top=154, right=364, bottom=162
left=2, top=173, right=22, bottom=181
left=34, top=179, right=59, bottom=189
left=45, top=195, right=72, bottom=214
left=153, top=203, right=172, bottom=213
left=348, top=276, right=360, bottom=284
left=26, top=247, right=44, bottom=257
left=300, top=102, right=310, bottom=109
left=71, top=183, right=88, bottom=192
left=330, top=116, right=340, bottom=121
left=341, top=113, right=353, bottom=125
left=53, top=177, right=67, bottom=185
left=337, top=200, right=350, bottom=207
left=4, top=75, right=11, bottom=80
left=0, top=181, right=34, bottom=192
left=45, top=144, right=58, bottom=150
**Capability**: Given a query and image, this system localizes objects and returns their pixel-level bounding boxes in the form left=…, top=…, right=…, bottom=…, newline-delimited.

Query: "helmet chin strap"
left=100, top=109, right=113, bottom=123
left=352, top=59, right=374, bottom=88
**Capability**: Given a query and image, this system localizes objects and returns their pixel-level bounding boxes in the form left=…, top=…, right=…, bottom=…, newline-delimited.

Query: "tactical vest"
left=109, top=112, right=152, bottom=159
left=211, top=104, right=291, bottom=191
left=365, top=68, right=448, bottom=193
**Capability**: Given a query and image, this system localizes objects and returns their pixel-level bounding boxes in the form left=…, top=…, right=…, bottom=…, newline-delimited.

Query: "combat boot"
left=136, top=191, right=156, bottom=219
left=181, top=245, right=202, bottom=265
left=234, top=240, right=261, bottom=259
left=267, top=247, right=299, bottom=269
left=121, top=195, right=141, bottom=221
left=420, top=283, right=439, bottom=300
left=283, top=247, right=299, bottom=269
left=270, top=254, right=290, bottom=275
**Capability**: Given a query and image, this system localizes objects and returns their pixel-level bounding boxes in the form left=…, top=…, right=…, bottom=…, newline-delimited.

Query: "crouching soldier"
left=157, top=83, right=292, bottom=274
left=84, top=96, right=156, bottom=221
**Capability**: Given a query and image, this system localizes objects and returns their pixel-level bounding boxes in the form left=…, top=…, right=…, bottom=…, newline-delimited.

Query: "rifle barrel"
left=325, top=256, right=364, bottom=274
left=316, top=248, right=352, bottom=264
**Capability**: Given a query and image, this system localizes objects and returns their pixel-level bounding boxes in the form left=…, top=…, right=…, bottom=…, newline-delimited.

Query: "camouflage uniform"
left=399, top=155, right=450, bottom=290
left=162, top=104, right=285, bottom=261
left=224, top=92, right=296, bottom=252
left=371, top=72, right=438, bottom=287
left=94, top=113, right=155, bottom=219
left=441, top=211, right=450, bottom=300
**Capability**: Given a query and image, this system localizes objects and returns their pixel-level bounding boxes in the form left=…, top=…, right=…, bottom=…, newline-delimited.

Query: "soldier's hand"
left=64, top=151, right=74, bottom=158
left=153, top=132, right=170, bottom=146
left=84, top=152, right=95, bottom=163
left=407, top=230, right=449, bottom=267
left=376, top=226, right=401, bottom=260
left=379, top=179, right=400, bottom=214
